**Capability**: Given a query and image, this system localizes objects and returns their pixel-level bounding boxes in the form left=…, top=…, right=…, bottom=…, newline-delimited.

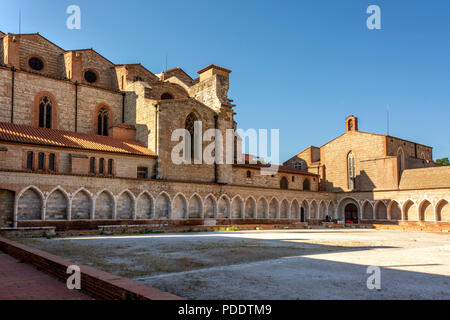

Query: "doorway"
left=345, top=203, right=359, bottom=224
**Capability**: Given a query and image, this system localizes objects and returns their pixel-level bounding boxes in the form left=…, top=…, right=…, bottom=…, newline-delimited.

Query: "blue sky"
left=1, top=0, right=449, bottom=161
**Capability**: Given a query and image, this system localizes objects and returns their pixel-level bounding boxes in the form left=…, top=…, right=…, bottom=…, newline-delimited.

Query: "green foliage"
left=436, top=158, right=450, bottom=166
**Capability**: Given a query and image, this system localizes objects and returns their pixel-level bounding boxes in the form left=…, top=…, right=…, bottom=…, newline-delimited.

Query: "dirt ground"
left=18, top=229, right=450, bottom=300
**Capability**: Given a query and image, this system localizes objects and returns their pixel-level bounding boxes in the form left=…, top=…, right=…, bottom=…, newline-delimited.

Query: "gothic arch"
left=245, top=196, right=257, bottom=219
left=436, top=199, right=450, bottom=222
left=362, top=200, right=374, bottom=220
left=257, top=197, right=269, bottom=219
left=291, top=199, right=301, bottom=219
left=189, top=193, right=203, bottom=219
left=136, top=191, right=154, bottom=220
left=309, top=200, right=318, bottom=219
left=280, top=199, right=290, bottom=219
left=117, top=190, right=136, bottom=220
left=374, top=201, right=388, bottom=220
left=403, top=200, right=418, bottom=221
left=94, top=190, right=115, bottom=220
left=388, top=200, right=402, bottom=221
left=269, top=198, right=280, bottom=219
left=71, top=188, right=93, bottom=220
left=218, top=195, right=231, bottom=219
left=172, top=193, right=188, bottom=220
left=419, top=199, right=434, bottom=222
left=204, top=194, right=217, bottom=219
left=231, top=195, right=244, bottom=219
left=46, top=186, right=70, bottom=221
left=17, top=186, right=44, bottom=221
left=155, top=192, right=171, bottom=219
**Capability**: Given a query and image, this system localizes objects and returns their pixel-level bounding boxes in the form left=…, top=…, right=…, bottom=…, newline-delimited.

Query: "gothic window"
left=108, top=159, right=114, bottom=176
left=84, top=70, right=98, bottom=84
left=348, top=119, right=354, bottom=131
left=26, top=152, right=34, bottom=171
left=89, top=157, right=96, bottom=174
left=38, top=153, right=45, bottom=172
left=38, top=96, right=52, bottom=129
left=28, top=57, right=44, bottom=71
left=280, top=177, right=289, bottom=190
left=161, top=92, right=173, bottom=100
left=49, top=153, right=56, bottom=172
left=398, top=148, right=405, bottom=172
left=97, top=108, right=109, bottom=136
left=348, top=152, right=356, bottom=190
left=303, top=178, right=310, bottom=191
left=185, top=112, right=199, bottom=161
left=99, top=158, right=105, bottom=175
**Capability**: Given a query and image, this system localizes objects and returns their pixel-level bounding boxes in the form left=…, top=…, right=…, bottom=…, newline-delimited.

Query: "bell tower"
left=345, top=115, right=358, bottom=133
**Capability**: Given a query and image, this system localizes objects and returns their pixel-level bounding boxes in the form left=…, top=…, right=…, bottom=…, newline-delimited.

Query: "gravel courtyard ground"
left=18, top=229, right=450, bottom=300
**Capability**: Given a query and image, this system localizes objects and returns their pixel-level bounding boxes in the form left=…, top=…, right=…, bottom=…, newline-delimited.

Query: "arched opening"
left=71, top=190, right=92, bottom=220
left=97, top=107, right=109, bottom=136
left=185, top=112, right=200, bottom=161
left=397, top=148, right=405, bottom=173
left=280, top=200, right=289, bottom=219
left=161, top=92, right=174, bottom=100
left=18, top=188, right=42, bottom=221
left=257, top=198, right=268, bottom=219
left=301, top=200, right=309, bottom=221
left=269, top=199, right=279, bottom=219
left=403, top=200, right=417, bottom=221
left=172, top=194, right=188, bottom=220
left=291, top=200, right=300, bottom=220
left=46, top=189, right=68, bottom=220
left=189, top=195, right=203, bottom=219
left=204, top=195, right=217, bottom=219
left=245, top=197, right=257, bottom=219
left=328, top=202, right=336, bottom=220
left=436, top=200, right=450, bottom=222
left=218, top=196, right=230, bottom=219
left=95, top=191, right=114, bottom=220
left=310, top=201, right=318, bottom=219
left=137, top=193, right=154, bottom=220
left=231, top=197, right=244, bottom=219
left=280, top=177, right=289, bottom=190
left=117, top=192, right=134, bottom=220
left=0, top=190, right=15, bottom=227
left=375, top=201, right=387, bottom=220
left=362, top=201, right=373, bottom=220
left=347, top=152, right=356, bottom=190
left=389, top=201, right=402, bottom=221
left=345, top=203, right=359, bottom=224
left=319, top=201, right=327, bottom=220
left=155, top=193, right=170, bottom=219
left=419, top=200, right=434, bottom=222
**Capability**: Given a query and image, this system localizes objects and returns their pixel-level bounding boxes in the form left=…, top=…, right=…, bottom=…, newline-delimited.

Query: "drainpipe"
left=154, top=103, right=160, bottom=179
left=214, top=113, right=219, bottom=183
left=10, top=66, right=16, bottom=123
left=122, top=92, right=126, bottom=123
left=74, top=81, right=79, bottom=132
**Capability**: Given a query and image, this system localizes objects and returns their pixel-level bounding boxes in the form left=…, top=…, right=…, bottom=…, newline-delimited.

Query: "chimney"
left=109, top=124, right=137, bottom=141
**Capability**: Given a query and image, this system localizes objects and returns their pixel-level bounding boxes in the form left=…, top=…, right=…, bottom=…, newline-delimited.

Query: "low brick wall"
left=0, top=237, right=184, bottom=300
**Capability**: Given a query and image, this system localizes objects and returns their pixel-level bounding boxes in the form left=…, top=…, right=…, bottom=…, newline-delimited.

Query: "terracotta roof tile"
left=0, top=122, right=155, bottom=157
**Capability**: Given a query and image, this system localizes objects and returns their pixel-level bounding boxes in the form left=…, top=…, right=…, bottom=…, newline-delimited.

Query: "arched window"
left=38, top=153, right=45, bottom=172
left=303, top=178, right=310, bottom=191
left=89, top=157, right=96, bottom=175
left=185, top=112, right=199, bottom=161
left=348, top=152, right=356, bottom=190
left=38, top=96, right=52, bottom=128
left=108, top=159, right=114, bottom=176
left=99, top=158, right=105, bottom=175
left=398, top=148, right=405, bottom=173
left=348, top=119, right=354, bottom=131
left=280, top=177, right=289, bottom=190
left=161, top=92, right=174, bottom=100
left=246, top=170, right=252, bottom=178
left=26, top=152, right=34, bottom=171
left=97, top=108, right=109, bottom=136
left=49, top=154, right=56, bottom=172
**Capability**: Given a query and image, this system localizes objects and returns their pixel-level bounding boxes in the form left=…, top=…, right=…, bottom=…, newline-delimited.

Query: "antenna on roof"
left=386, top=104, right=390, bottom=135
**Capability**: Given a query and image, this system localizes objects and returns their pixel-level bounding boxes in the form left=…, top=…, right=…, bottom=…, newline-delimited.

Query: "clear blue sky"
left=1, top=0, right=449, bottom=161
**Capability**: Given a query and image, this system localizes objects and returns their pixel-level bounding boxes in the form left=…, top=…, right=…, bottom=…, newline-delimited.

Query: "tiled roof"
left=0, top=122, right=155, bottom=157
left=197, top=64, right=232, bottom=74
left=233, top=163, right=319, bottom=176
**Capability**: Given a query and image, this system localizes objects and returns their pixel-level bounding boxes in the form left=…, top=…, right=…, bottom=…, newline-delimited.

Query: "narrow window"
left=26, top=152, right=34, bottom=171
left=97, top=108, right=109, bottom=136
left=185, top=112, right=199, bottom=161
left=137, top=167, right=149, bottom=179
left=49, top=154, right=56, bottom=172
left=303, top=179, right=310, bottom=191
left=348, top=152, right=356, bottom=190
left=108, top=159, right=113, bottom=176
left=38, top=96, right=52, bottom=129
left=38, top=153, right=45, bottom=172
left=246, top=170, right=252, bottom=178
left=280, top=177, right=289, bottom=190
left=292, top=176, right=295, bottom=182
left=99, top=158, right=105, bottom=175
left=90, top=157, right=96, bottom=175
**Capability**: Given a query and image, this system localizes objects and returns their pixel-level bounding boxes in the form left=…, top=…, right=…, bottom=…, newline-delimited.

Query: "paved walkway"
left=0, top=252, right=92, bottom=300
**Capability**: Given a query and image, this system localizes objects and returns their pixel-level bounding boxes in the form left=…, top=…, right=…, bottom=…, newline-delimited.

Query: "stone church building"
left=0, top=31, right=448, bottom=230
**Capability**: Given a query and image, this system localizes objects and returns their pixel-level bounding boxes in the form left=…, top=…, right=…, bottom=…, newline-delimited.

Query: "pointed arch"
left=436, top=199, right=450, bottom=222
left=301, top=200, right=309, bottom=221
left=245, top=196, right=257, bottom=219
left=319, top=200, right=327, bottom=220
left=328, top=201, right=336, bottom=219
left=374, top=201, right=388, bottom=220
left=136, top=191, right=154, bottom=220
left=71, top=188, right=93, bottom=220
left=189, top=193, right=203, bottom=219
left=155, top=192, right=171, bottom=219
left=117, top=190, right=136, bottom=220
left=309, top=200, right=318, bottom=219
left=218, top=194, right=231, bottom=219
left=269, top=198, right=280, bottom=219
left=204, top=194, right=217, bottom=219
left=231, top=195, right=244, bottom=219
left=291, top=199, right=300, bottom=219
left=403, top=200, right=417, bottom=221
left=362, top=200, right=374, bottom=220
left=419, top=199, right=434, bottom=222
left=257, top=197, right=269, bottom=219
left=94, top=190, right=115, bottom=220
left=280, top=199, right=290, bottom=219
left=46, top=186, right=70, bottom=221
left=172, top=193, right=188, bottom=220
left=388, top=200, right=402, bottom=221
left=17, top=186, right=44, bottom=221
